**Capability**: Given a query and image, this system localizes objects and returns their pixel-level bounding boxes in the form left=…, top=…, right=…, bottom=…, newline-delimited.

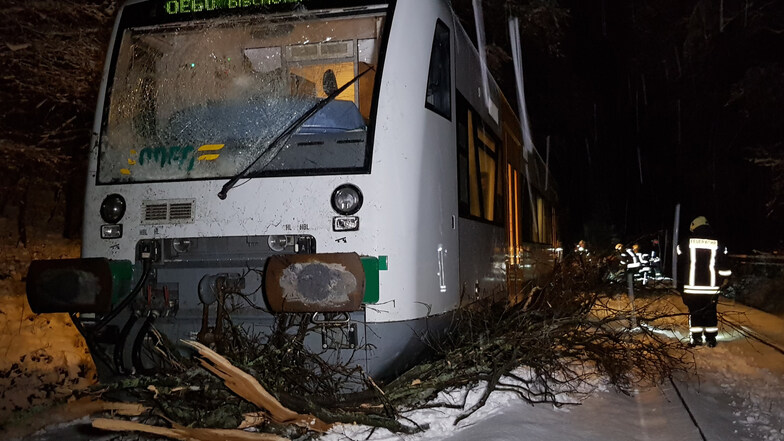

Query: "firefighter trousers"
left=682, top=293, right=719, bottom=338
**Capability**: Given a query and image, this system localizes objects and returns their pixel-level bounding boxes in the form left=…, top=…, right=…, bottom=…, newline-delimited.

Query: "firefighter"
left=574, top=240, right=590, bottom=265
left=649, top=239, right=662, bottom=280
left=677, top=216, right=732, bottom=347
left=632, top=243, right=652, bottom=285
left=610, top=243, right=628, bottom=282
left=615, top=243, right=626, bottom=266
left=625, top=244, right=642, bottom=274
left=619, top=243, right=641, bottom=302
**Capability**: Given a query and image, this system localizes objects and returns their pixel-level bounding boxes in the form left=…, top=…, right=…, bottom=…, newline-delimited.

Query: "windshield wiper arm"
left=218, top=66, right=375, bottom=200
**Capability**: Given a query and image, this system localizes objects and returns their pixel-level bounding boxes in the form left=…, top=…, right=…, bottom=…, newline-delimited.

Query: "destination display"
left=163, top=0, right=301, bottom=15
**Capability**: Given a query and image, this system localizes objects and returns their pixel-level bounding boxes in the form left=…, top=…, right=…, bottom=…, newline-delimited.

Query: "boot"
left=689, top=332, right=703, bottom=347
left=705, top=333, right=717, bottom=348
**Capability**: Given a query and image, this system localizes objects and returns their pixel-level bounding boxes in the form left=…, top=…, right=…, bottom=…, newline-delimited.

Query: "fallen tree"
left=82, top=253, right=691, bottom=439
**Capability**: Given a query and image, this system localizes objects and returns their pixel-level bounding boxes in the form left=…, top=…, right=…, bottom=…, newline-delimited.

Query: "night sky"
left=553, top=0, right=782, bottom=254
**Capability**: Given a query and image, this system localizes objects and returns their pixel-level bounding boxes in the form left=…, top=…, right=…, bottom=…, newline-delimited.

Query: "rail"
left=665, top=313, right=784, bottom=441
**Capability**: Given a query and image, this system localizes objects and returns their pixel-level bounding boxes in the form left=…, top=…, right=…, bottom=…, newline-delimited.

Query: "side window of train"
left=424, top=19, right=451, bottom=119
left=520, top=175, right=533, bottom=240
left=532, top=192, right=552, bottom=244
left=456, top=93, right=501, bottom=225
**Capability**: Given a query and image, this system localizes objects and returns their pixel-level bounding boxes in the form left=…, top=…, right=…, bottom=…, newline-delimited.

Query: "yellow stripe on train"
left=197, top=144, right=225, bottom=151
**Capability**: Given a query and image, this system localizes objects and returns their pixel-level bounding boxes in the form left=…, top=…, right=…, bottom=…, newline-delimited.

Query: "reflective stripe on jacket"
left=684, top=237, right=720, bottom=295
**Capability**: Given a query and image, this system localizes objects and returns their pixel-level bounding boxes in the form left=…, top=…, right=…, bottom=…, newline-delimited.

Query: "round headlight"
left=331, top=184, right=363, bottom=215
left=172, top=238, right=191, bottom=253
left=100, top=194, right=126, bottom=224
left=267, top=235, right=287, bottom=252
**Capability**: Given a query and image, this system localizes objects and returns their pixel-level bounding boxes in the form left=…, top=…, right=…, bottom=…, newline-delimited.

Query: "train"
left=26, top=0, right=560, bottom=381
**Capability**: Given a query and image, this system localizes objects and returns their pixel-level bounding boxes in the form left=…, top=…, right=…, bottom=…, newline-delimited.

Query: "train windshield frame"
left=97, top=0, right=390, bottom=184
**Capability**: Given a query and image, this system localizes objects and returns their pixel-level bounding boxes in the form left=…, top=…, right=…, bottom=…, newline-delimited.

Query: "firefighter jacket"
left=677, top=225, right=732, bottom=295
left=623, top=248, right=641, bottom=271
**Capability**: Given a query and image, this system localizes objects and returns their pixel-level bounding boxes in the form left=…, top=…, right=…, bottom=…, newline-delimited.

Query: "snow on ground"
left=324, top=298, right=784, bottom=441
left=0, top=221, right=96, bottom=425
left=679, top=300, right=784, bottom=441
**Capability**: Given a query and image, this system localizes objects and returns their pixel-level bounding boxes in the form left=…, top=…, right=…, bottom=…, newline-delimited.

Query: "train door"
left=424, top=18, right=459, bottom=306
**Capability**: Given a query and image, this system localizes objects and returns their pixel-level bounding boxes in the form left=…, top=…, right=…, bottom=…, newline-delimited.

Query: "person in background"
left=677, top=216, right=732, bottom=347
left=625, top=244, right=642, bottom=274
left=632, top=243, right=652, bottom=285
left=648, top=239, right=662, bottom=280
left=574, top=240, right=590, bottom=265
left=614, top=243, right=627, bottom=270
left=322, top=69, right=338, bottom=96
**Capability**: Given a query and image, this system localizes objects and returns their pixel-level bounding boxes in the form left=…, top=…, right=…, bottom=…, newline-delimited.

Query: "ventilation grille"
left=145, top=204, right=167, bottom=221
left=142, top=200, right=194, bottom=224
left=169, top=203, right=193, bottom=220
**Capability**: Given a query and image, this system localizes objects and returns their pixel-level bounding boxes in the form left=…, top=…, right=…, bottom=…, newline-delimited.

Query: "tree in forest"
left=0, top=1, right=118, bottom=242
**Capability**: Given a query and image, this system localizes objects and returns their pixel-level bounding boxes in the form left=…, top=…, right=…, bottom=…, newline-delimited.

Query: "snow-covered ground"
left=324, top=298, right=784, bottom=441
left=7, top=298, right=784, bottom=441
left=0, top=224, right=96, bottom=425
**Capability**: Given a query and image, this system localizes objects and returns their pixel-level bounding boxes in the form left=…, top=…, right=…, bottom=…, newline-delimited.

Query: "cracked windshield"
left=99, top=9, right=386, bottom=183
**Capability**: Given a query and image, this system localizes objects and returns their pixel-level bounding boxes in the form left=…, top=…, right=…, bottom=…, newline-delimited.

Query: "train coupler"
left=136, top=282, right=179, bottom=317
left=26, top=258, right=133, bottom=314
left=316, top=316, right=358, bottom=350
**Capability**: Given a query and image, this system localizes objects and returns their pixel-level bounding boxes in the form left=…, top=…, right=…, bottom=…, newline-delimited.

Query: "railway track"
left=667, top=375, right=709, bottom=441
left=665, top=314, right=784, bottom=441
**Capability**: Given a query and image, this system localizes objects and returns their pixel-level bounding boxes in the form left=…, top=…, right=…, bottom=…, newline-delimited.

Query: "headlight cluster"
left=100, top=194, right=126, bottom=223
left=267, top=235, right=288, bottom=252
left=100, top=194, right=125, bottom=239
left=331, top=184, right=363, bottom=215
left=331, top=184, right=362, bottom=232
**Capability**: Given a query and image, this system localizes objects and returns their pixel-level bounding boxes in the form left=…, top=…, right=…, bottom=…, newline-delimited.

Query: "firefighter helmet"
left=690, top=216, right=708, bottom=232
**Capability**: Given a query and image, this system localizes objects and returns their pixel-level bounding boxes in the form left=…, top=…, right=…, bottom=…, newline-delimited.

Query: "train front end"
left=26, top=0, right=404, bottom=380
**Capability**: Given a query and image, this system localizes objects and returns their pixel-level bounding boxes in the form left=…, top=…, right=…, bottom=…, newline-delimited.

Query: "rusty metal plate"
left=264, top=253, right=365, bottom=313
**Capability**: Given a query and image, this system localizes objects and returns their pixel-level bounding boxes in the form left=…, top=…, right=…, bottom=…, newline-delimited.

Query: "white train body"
left=28, top=0, right=559, bottom=380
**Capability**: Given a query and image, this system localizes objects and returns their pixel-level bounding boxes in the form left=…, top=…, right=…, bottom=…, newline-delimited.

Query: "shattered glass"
left=99, top=10, right=385, bottom=183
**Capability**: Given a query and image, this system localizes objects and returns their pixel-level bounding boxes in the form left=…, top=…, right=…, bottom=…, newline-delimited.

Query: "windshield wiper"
left=218, top=66, right=375, bottom=200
